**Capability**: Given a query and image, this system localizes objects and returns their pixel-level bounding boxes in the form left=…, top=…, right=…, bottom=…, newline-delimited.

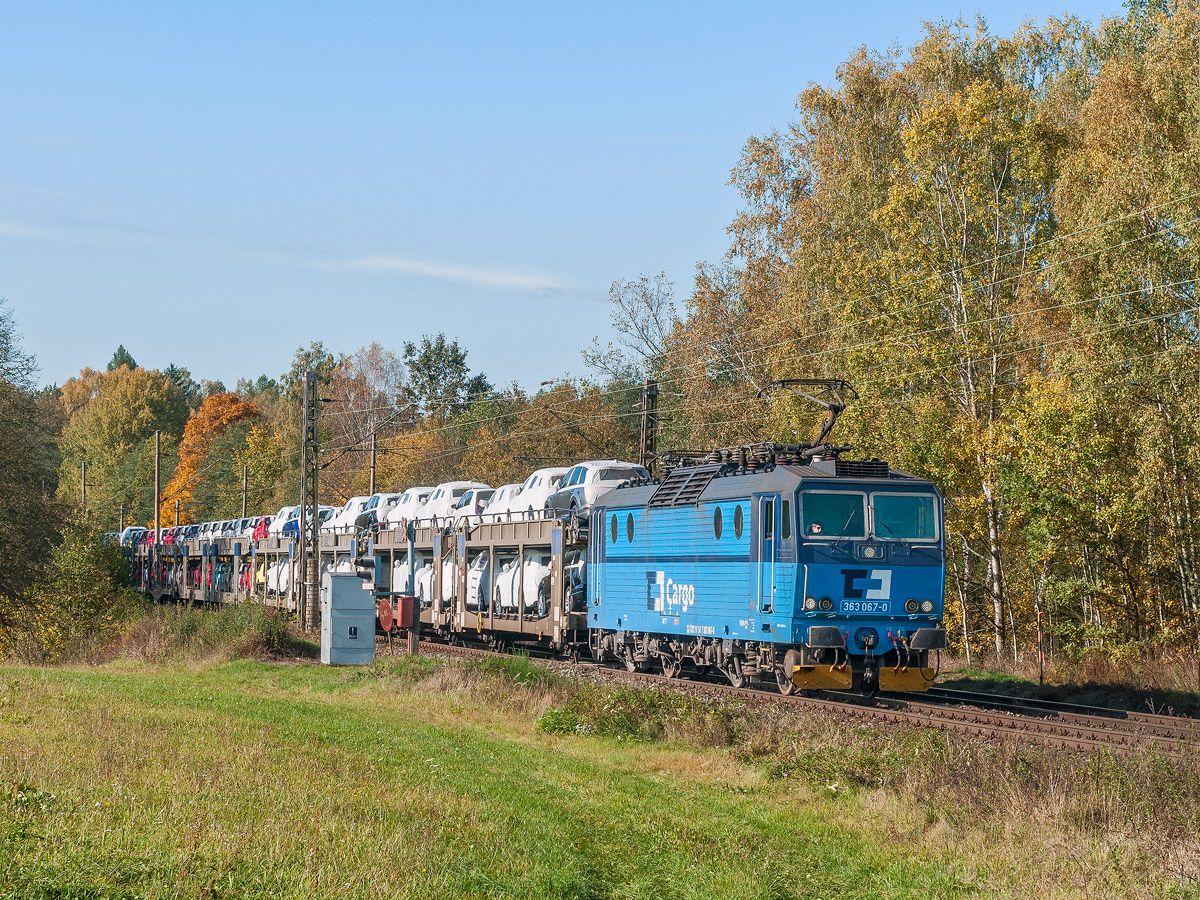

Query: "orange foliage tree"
left=159, top=392, right=260, bottom=523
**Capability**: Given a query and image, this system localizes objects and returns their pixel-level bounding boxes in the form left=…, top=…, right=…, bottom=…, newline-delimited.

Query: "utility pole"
left=298, top=377, right=310, bottom=625
left=369, top=430, right=377, bottom=496
left=153, top=431, right=161, bottom=589
left=303, top=371, right=321, bottom=632
left=80, top=459, right=87, bottom=509
left=241, top=463, right=249, bottom=518
left=639, top=379, right=659, bottom=475
left=118, top=504, right=124, bottom=533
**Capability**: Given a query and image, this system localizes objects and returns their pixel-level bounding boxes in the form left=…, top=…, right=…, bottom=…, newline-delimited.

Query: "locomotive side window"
left=781, top=499, right=792, bottom=540
left=801, top=491, right=866, bottom=538
left=626, top=513, right=635, bottom=542
left=762, top=499, right=774, bottom=539
left=713, top=506, right=723, bottom=540
left=610, top=514, right=618, bottom=544
left=871, top=493, right=938, bottom=541
left=734, top=505, right=744, bottom=539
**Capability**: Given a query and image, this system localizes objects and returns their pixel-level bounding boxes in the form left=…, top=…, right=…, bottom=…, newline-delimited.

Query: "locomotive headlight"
left=803, top=596, right=817, bottom=611
left=818, top=597, right=834, bottom=611
left=920, top=600, right=934, bottom=613
left=904, top=599, right=919, bottom=613
left=862, top=545, right=881, bottom=559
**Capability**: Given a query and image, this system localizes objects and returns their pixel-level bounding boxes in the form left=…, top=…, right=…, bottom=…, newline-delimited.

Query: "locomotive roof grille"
left=646, top=464, right=722, bottom=508
left=834, top=458, right=890, bottom=478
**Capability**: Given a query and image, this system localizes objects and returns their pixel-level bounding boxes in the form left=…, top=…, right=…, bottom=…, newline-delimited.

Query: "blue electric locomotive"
left=586, top=444, right=947, bottom=693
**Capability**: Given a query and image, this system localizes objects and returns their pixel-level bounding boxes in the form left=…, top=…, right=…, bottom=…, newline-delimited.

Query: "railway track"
left=407, top=638, right=1198, bottom=756
left=894, top=686, right=1200, bottom=743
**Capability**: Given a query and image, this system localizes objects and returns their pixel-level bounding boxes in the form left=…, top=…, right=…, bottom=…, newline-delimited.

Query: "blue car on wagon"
left=586, top=444, right=947, bottom=694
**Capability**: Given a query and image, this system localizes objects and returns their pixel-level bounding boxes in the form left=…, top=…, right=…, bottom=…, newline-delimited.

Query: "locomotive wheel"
left=623, top=653, right=638, bottom=673
left=661, top=657, right=682, bottom=679
left=777, top=648, right=800, bottom=696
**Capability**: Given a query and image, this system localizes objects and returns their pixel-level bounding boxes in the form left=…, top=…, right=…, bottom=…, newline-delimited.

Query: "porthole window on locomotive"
left=733, top=504, right=744, bottom=539
left=626, top=513, right=635, bottom=542
left=713, top=506, right=723, bottom=540
left=610, top=514, right=618, bottom=544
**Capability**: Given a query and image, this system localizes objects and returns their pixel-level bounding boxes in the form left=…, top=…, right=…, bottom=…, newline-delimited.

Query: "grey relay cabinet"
left=320, top=572, right=376, bottom=665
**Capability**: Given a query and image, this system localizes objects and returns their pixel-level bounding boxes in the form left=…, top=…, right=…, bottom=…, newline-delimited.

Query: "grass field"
left=0, top=657, right=974, bottom=900
left=1, top=613, right=1198, bottom=898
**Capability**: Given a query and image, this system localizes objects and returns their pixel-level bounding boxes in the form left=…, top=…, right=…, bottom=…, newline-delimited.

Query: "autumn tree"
left=159, top=392, right=260, bottom=522
left=57, top=365, right=188, bottom=529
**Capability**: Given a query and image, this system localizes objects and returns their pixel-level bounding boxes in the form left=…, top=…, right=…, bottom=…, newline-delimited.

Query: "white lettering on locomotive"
left=654, top=571, right=696, bottom=612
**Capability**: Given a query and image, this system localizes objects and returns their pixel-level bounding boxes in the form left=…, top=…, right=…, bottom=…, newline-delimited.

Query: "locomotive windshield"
left=871, top=493, right=938, bottom=541
left=800, top=491, right=866, bottom=538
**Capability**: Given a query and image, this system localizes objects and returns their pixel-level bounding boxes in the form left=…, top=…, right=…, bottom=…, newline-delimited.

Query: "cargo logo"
left=645, top=570, right=696, bottom=612
left=841, top=568, right=892, bottom=601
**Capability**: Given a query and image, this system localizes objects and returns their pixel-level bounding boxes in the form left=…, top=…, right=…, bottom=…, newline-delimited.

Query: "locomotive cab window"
left=871, top=493, right=938, bottom=541
left=801, top=491, right=866, bottom=539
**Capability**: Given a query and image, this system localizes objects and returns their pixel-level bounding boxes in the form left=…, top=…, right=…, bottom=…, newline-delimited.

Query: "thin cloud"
left=0, top=220, right=70, bottom=241
left=0, top=214, right=570, bottom=293
left=349, top=255, right=567, bottom=292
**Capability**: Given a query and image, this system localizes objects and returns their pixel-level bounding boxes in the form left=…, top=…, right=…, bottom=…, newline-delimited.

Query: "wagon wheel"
left=661, top=657, right=682, bottom=679
left=725, top=660, right=746, bottom=689
left=775, top=667, right=797, bottom=696
left=690, top=664, right=711, bottom=679
left=623, top=649, right=639, bottom=673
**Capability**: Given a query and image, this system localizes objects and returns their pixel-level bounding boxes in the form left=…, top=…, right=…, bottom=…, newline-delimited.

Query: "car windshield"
left=801, top=491, right=866, bottom=538
left=872, top=493, right=938, bottom=541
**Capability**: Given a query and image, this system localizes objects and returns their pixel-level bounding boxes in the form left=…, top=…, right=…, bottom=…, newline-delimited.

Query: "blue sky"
left=0, top=1, right=1121, bottom=390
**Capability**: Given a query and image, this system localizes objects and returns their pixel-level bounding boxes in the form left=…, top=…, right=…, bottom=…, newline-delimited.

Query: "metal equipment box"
left=320, top=572, right=376, bottom=665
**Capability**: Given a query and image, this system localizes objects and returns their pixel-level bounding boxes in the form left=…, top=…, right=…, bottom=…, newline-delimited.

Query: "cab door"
left=754, top=493, right=780, bottom=614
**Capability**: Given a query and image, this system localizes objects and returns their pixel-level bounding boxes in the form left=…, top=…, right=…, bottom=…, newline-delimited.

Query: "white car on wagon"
left=479, top=483, right=523, bottom=522
left=545, top=461, right=649, bottom=516
left=421, top=481, right=490, bottom=526
left=511, top=467, right=569, bottom=520
left=382, top=487, right=435, bottom=529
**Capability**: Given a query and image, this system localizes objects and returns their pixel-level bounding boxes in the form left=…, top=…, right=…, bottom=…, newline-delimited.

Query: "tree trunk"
left=982, top=480, right=1005, bottom=658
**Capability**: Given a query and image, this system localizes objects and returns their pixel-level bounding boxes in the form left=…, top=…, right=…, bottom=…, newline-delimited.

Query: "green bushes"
left=538, top=683, right=746, bottom=743
left=118, top=603, right=311, bottom=663
left=1, top=519, right=147, bottom=663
